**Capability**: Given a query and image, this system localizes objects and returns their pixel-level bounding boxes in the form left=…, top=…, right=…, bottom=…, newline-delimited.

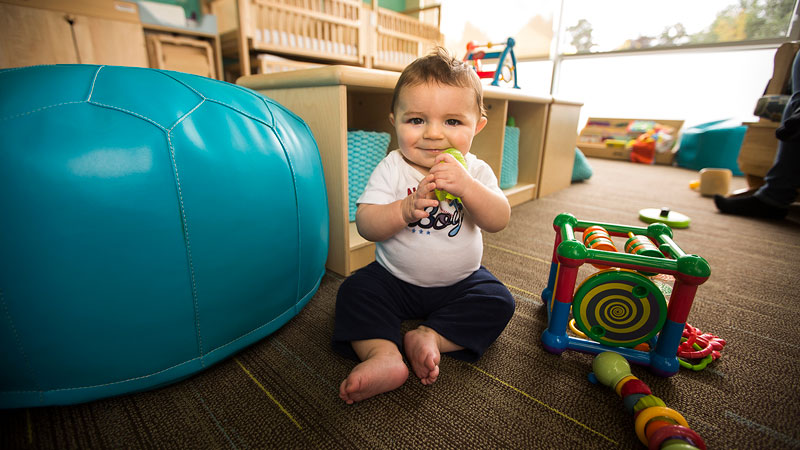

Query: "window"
left=560, top=0, right=796, bottom=54
left=515, top=60, right=554, bottom=95
left=436, top=0, right=796, bottom=126
left=555, top=48, right=777, bottom=128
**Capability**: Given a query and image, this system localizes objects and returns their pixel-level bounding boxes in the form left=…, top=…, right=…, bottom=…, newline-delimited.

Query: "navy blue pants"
left=332, top=262, right=515, bottom=362
left=759, top=49, right=800, bottom=207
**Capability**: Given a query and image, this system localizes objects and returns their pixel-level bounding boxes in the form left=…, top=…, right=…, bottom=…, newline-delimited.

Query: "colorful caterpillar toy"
left=590, top=352, right=707, bottom=449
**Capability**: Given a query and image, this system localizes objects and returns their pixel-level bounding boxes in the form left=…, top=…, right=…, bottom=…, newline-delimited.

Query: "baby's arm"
left=356, top=174, right=439, bottom=242
left=430, top=154, right=510, bottom=233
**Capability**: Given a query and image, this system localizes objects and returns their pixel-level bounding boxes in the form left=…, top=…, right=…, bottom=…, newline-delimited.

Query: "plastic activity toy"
left=590, top=352, right=707, bottom=449
left=541, top=213, right=711, bottom=377
left=464, top=37, right=520, bottom=88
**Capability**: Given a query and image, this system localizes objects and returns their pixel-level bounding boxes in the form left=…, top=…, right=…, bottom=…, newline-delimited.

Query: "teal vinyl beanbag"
left=0, top=65, right=328, bottom=408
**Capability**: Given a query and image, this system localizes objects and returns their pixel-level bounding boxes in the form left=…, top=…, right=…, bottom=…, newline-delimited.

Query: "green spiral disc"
left=573, top=270, right=667, bottom=347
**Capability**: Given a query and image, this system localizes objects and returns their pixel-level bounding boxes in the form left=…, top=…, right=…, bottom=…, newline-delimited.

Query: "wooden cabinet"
left=539, top=100, right=583, bottom=197
left=0, top=3, right=77, bottom=66
left=238, top=65, right=582, bottom=276
left=0, top=0, right=147, bottom=69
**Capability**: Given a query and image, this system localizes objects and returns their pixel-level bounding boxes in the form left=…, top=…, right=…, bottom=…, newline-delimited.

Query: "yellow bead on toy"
left=633, top=406, right=688, bottom=445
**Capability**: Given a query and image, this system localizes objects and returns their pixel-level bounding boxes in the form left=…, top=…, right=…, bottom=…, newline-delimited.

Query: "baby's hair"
left=391, top=46, right=486, bottom=118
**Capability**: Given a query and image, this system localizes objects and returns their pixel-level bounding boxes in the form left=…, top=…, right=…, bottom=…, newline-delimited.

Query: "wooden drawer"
left=255, top=54, right=322, bottom=74
left=146, top=34, right=216, bottom=79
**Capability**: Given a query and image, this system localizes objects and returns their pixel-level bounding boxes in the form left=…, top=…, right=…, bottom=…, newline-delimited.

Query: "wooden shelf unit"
left=238, top=65, right=581, bottom=276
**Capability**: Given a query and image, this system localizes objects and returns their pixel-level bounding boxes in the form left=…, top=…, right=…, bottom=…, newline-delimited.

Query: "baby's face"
left=390, top=82, right=487, bottom=173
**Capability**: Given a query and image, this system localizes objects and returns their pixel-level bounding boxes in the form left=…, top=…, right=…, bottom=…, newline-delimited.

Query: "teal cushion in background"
left=0, top=65, right=329, bottom=408
left=675, top=119, right=746, bottom=175
left=572, top=148, right=593, bottom=182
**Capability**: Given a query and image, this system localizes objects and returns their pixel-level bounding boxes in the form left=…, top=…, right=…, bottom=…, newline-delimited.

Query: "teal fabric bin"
left=348, top=130, right=390, bottom=221
left=675, top=120, right=746, bottom=175
left=500, top=126, right=520, bottom=189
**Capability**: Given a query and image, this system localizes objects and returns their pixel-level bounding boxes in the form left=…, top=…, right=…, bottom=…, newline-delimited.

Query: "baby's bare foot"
left=339, top=354, right=408, bottom=404
left=403, top=327, right=442, bottom=385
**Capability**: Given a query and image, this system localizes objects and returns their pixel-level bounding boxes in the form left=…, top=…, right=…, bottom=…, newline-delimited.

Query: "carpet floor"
left=2, top=157, right=799, bottom=449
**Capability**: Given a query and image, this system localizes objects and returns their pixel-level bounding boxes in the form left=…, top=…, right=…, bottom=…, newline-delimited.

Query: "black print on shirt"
left=408, top=200, right=463, bottom=237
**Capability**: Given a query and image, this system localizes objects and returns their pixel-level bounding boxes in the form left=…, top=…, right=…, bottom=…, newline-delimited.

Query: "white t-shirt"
left=357, top=149, right=504, bottom=287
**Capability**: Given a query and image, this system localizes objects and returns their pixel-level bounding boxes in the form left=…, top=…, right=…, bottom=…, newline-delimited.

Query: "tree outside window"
left=561, top=0, right=796, bottom=54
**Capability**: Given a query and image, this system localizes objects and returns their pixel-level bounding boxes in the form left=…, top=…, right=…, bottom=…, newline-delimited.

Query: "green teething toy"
left=638, top=207, right=691, bottom=228
left=435, top=148, right=467, bottom=203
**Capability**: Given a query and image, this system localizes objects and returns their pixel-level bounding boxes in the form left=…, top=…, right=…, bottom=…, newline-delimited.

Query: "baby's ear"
left=475, top=116, right=488, bottom=134
left=389, top=113, right=395, bottom=126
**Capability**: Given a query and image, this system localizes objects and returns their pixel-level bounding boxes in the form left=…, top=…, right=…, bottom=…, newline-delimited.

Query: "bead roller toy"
left=541, top=213, right=711, bottom=377
left=463, top=37, right=520, bottom=88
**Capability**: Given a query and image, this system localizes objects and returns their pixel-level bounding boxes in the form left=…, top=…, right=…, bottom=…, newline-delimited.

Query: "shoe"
left=714, top=194, right=788, bottom=219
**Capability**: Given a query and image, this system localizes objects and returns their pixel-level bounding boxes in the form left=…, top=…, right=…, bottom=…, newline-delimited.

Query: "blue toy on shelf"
left=0, top=64, right=329, bottom=407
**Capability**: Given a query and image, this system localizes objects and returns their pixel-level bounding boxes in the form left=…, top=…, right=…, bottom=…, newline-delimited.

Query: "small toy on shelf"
left=590, top=352, right=707, bottom=449
left=464, top=37, right=520, bottom=88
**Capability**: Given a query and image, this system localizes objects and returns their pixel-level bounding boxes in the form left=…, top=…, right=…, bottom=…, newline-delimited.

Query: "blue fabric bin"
left=347, top=130, right=390, bottom=221
left=500, top=126, right=520, bottom=189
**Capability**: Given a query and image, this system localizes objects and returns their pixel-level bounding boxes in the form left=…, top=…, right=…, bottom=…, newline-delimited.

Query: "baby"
left=332, top=47, right=515, bottom=404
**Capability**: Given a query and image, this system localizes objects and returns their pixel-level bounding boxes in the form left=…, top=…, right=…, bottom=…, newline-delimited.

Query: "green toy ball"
left=639, top=207, right=691, bottom=228
left=435, top=148, right=467, bottom=203
left=592, top=351, right=632, bottom=389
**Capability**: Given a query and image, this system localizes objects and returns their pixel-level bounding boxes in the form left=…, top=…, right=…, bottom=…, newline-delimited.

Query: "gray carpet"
left=2, top=157, right=799, bottom=449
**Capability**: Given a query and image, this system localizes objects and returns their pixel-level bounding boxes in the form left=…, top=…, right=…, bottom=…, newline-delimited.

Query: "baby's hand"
left=401, top=174, right=438, bottom=224
left=430, top=152, right=474, bottom=200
